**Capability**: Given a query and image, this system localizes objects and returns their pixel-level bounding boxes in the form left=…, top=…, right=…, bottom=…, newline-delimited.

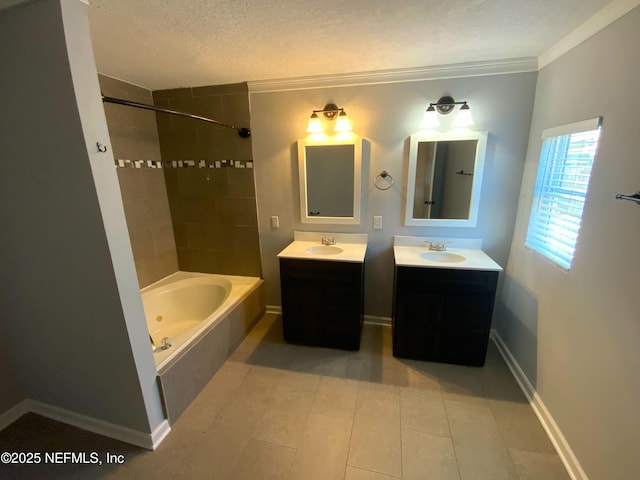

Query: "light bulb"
left=453, top=103, right=474, bottom=127
left=334, top=110, right=352, bottom=132
left=306, top=112, right=323, bottom=133
left=420, top=105, right=440, bottom=129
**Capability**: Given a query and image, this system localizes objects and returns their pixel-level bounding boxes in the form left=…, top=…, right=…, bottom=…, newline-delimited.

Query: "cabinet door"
left=281, top=276, right=323, bottom=344
left=322, top=285, right=362, bottom=349
left=393, top=289, right=441, bottom=359
left=437, top=294, right=494, bottom=366
left=280, top=258, right=364, bottom=349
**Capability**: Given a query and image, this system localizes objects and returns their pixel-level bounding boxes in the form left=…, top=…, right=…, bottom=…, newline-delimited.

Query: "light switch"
left=373, top=216, right=383, bottom=230
left=271, top=215, right=279, bottom=228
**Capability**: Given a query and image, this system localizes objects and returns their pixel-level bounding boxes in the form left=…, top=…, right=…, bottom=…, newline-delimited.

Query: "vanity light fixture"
left=306, top=103, right=352, bottom=133
left=453, top=102, right=474, bottom=127
left=420, top=105, right=440, bottom=128
left=421, top=95, right=474, bottom=129
left=306, top=112, right=323, bottom=133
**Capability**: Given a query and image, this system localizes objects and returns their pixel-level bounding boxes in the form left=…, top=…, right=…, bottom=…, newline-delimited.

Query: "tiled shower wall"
left=99, top=75, right=178, bottom=287
left=152, top=83, right=261, bottom=277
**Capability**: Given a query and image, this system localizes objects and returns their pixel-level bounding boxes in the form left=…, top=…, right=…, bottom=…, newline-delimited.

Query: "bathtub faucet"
left=150, top=334, right=172, bottom=352
left=159, top=337, right=172, bottom=351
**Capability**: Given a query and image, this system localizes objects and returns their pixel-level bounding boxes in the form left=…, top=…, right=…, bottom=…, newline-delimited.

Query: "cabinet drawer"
left=395, top=266, right=498, bottom=294
left=280, top=258, right=363, bottom=286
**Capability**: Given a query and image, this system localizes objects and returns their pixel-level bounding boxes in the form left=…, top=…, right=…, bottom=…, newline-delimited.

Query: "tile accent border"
left=0, top=399, right=171, bottom=451
left=115, top=159, right=254, bottom=169
left=490, top=329, right=588, bottom=480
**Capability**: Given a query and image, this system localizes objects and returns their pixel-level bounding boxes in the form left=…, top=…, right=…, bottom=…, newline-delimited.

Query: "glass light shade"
left=334, top=111, right=352, bottom=132
left=453, top=104, right=474, bottom=127
left=420, top=106, right=440, bottom=129
left=306, top=113, right=323, bottom=133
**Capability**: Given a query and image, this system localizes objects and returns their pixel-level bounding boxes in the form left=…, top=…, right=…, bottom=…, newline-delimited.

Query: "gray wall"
left=0, top=333, right=23, bottom=416
left=495, top=6, right=640, bottom=479
left=0, top=0, right=164, bottom=434
left=250, top=72, right=537, bottom=316
left=100, top=74, right=179, bottom=287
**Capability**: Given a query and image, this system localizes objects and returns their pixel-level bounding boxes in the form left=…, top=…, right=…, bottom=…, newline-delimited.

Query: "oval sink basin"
left=306, top=245, right=344, bottom=255
left=419, top=252, right=466, bottom=263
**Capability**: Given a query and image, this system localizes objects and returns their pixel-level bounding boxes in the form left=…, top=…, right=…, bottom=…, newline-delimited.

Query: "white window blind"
left=525, top=117, right=602, bottom=270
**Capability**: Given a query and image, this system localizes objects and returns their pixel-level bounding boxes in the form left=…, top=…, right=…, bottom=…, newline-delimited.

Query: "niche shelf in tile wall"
left=114, top=159, right=254, bottom=169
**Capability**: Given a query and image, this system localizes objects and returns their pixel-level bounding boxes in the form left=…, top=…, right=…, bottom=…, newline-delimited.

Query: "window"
left=525, top=117, right=602, bottom=270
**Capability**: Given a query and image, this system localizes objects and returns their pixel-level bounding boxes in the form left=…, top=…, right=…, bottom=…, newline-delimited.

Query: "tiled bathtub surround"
left=152, top=82, right=253, bottom=164
left=153, top=83, right=261, bottom=277
left=116, top=168, right=179, bottom=288
left=164, top=165, right=261, bottom=276
left=99, top=75, right=178, bottom=287
left=115, top=159, right=254, bottom=169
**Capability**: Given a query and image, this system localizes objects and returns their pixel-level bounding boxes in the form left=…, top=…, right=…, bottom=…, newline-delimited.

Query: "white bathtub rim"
left=142, top=278, right=232, bottom=338
left=141, top=271, right=258, bottom=293
left=141, top=271, right=262, bottom=372
left=141, top=276, right=232, bottom=301
left=155, top=278, right=261, bottom=372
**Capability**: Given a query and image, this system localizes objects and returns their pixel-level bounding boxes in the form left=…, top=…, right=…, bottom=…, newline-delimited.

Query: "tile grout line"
left=442, top=396, right=464, bottom=480
left=399, top=383, right=404, bottom=479
left=344, top=379, right=362, bottom=476
left=483, top=386, right=522, bottom=480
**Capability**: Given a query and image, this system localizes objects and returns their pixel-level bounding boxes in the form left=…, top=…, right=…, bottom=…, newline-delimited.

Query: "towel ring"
left=374, top=171, right=394, bottom=191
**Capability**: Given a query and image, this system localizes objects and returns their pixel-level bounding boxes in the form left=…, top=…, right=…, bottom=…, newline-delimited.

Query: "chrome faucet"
left=321, top=235, right=336, bottom=246
left=426, top=240, right=447, bottom=251
left=150, top=335, right=172, bottom=352
left=160, top=337, right=172, bottom=350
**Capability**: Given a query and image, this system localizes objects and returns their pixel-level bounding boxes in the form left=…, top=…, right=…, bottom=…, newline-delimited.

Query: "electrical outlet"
left=271, top=215, right=279, bottom=228
left=373, top=215, right=383, bottom=230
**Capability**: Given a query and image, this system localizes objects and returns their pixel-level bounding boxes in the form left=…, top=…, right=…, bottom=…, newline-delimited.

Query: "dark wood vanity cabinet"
left=392, top=265, right=499, bottom=366
left=280, top=258, right=364, bottom=350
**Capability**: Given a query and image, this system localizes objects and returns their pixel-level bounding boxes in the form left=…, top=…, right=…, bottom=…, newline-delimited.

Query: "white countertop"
left=277, top=232, right=368, bottom=263
left=394, top=246, right=502, bottom=271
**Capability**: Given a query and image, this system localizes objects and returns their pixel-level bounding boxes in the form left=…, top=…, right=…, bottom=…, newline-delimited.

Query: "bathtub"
left=140, top=271, right=265, bottom=423
left=141, top=271, right=263, bottom=371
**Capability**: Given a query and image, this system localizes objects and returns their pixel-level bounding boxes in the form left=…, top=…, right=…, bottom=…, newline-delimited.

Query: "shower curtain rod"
left=101, top=95, right=251, bottom=138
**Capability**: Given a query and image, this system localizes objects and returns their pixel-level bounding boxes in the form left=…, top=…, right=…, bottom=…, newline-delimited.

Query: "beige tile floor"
left=0, top=313, right=570, bottom=480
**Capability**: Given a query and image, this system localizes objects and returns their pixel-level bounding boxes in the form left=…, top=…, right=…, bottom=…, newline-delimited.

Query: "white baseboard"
left=0, top=399, right=29, bottom=432
left=265, top=305, right=282, bottom=315
left=19, top=399, right=170, bottom=451
left=490, top=330, right=589, bottom=480
left=364, top=315, right=392, bottom=326
left=265, top=307, right=391, bottom=327
left=150, top=419, right=172, bottom=450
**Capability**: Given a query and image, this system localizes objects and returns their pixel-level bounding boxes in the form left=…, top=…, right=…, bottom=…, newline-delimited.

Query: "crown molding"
left=539, top=0, right=640, bottom=69
left=248, top=57, right=538, bottom=93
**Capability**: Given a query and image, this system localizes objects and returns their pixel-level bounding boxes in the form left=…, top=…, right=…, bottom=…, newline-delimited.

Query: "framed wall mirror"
left=298, top=136, right=362, bottom=225
left=405, top=131, right=487, bottom=227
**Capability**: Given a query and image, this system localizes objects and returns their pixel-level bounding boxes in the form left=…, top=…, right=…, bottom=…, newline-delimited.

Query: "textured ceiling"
left=88, top=0, right=614, bottom=90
